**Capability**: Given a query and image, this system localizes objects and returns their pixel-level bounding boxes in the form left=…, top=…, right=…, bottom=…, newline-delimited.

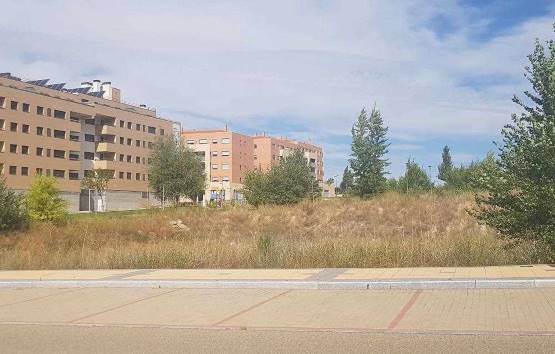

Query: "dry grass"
left=0, top=192, right=551, bottom=269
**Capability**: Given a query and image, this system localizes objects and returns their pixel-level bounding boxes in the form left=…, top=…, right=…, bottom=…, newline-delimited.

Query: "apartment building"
left=253, top=135, right=324, bottom=183
left=0, top=72, right=178, bottom=211
left=182, top=129, right=325, bottom=203
left=182, top=129, right=254, bottom=203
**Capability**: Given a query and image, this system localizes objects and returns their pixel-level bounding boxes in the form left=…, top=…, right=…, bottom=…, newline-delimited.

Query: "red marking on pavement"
left=212, top=290, right=292, bottom=326
left=387, top=289, right=423, bottom=330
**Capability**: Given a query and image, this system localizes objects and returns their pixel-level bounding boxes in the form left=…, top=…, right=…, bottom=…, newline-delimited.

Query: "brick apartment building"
left=0, top=72, right=178, bottom=211
left=182, top=129, right=324, bottom=203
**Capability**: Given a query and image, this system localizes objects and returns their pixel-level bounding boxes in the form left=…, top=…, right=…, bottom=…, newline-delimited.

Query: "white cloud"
left=0, top=0, right=553, bottom=179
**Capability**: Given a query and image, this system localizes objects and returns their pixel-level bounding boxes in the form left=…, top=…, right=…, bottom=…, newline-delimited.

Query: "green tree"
left=26, top=176, right=68, bottom=223
left=339, top=166, right=354, bottom=194
left=438, top=145, right=453, bottom=182
left=472, top=26, right=555, bottom=251
left=349, top=106, right=390, bottom=198
left=397, top=159, right=433, bottom=193
left=243, top=149, right=320, bottom=206
left=81, top=169, right=113, bottom=212
left=0, top=178, right=27, bottom=232
left=148, top=136, right=205, bottom=204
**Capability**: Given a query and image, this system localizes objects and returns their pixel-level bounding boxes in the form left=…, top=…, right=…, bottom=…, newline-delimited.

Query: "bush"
left=243, top=149, right=321, bottom=206
left=0, top=178, right=27, bottom=232
left=26, top=176, right=68, bottom=223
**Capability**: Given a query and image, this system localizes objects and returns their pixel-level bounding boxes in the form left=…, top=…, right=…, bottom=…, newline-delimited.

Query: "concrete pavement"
left=1, top=264, right=554, bottom=289
left=0, top=286, right=554, bottom=353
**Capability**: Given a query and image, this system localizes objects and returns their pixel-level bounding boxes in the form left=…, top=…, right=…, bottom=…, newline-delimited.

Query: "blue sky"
left=1, top=0, right=554, bottom=181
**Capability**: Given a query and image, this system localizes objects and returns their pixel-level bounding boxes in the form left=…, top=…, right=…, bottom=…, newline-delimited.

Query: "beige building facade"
left=182, top=129, right=254, bottom=203
left=0, top=73, right=177, bottom=211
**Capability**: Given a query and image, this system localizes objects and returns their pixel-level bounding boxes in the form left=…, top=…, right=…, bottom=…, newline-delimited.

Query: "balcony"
left=98, top=124, right=118, bottom=135
left=96, top=142, right=115, bottom=153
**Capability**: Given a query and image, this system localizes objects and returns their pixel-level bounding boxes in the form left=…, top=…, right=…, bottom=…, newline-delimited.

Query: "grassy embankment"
left=0, top=192, right=551, bottom=269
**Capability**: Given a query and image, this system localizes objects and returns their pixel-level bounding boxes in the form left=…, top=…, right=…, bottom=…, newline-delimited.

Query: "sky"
left=1, top=0, right=554, bottom=181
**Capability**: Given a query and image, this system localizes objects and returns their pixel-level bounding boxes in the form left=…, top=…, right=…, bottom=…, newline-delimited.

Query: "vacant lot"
left=0, top=193, right=552, bottom=269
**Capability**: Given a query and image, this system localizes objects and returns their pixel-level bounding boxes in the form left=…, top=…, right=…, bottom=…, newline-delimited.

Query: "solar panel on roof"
left=87, top=91, right=105, bottom=97
left=45, top=83, right=65, bottom=90
left=26, top=79, right=49, bottom=86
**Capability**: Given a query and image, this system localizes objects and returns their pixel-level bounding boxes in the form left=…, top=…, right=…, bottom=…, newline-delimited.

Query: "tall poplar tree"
left=438, top=145, right=453, bottom=182
left=349, top=106, right=390, bottom=198
left=472, top=25, right=555, bottom=252
left=339, top=166, right=354, bottom=194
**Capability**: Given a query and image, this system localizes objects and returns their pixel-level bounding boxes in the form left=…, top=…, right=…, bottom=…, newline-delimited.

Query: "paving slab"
left=0, top=288, right=69, bottom=306
left=222, top=289, right=415, bottom=329
left=0, top=288, right=167, bottom=323
left=78, top=288, right=284, bottom=326
left=0, top=270, right=134, bottom=280
left=395, top=288, right=555, bottom=333
left=126, top=269, right=321, bottom=280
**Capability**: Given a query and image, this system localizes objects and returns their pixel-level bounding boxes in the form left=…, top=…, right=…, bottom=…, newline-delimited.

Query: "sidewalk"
left=1, top=265, right=554, bottom=289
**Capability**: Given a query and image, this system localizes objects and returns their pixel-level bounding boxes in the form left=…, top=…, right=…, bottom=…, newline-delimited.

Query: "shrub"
left=26, top=176, right=68, bottom=223
left=0, top=178, right=27, bottom=232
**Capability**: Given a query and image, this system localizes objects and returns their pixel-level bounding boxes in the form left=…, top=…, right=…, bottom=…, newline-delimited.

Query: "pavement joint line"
left=67, top=288, right=182, bottom=324
left=0, top=288, right=84, bottom=308
left=211, top=290, right=293, bottom=327
left=387, top=289, right=423, bottom=330
left=100, top=269, right=156, bottom=280
left=1, top=321, right=555, bottom=337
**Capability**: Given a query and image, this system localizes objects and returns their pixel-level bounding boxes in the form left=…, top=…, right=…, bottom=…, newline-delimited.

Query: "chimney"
left=101, top=81, right=112, bottom=100
left=92, top=79, right=101, bottom=92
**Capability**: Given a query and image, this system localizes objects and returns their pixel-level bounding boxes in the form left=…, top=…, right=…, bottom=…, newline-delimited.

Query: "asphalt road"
left=1, top=324, right=554, bottom=354
left=1, top=287, right=554, bottom=353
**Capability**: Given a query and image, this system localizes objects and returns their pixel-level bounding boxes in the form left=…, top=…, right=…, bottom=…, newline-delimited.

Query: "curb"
left=1, top=278, right=554, bottom=290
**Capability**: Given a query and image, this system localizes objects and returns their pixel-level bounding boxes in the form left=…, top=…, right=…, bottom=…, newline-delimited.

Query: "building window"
left=9, top=166, right=17, bottom=175
left=135, top=156, right=140, bottom=164
left=212, top=151, right=218, bottom=157
left=47, top=108, right=52, bottom=117
left=10, top=122, right=17, bottom=132
left=22, top=103, right=30, bottom=113
left=84, top=152, right=94, bottom=160
left=126, top=172, right=131, bottom=180
left=211, top=177, right=219, bottom=182
left=21, top=146, right=29, bottom=155
left=47, top=128, right=52, bottom=137
left=212, top=139, right=218, bottom=144
left=186, top=139, right=194, bottom=144
left=36, top=127, right=44, bottom=135
left=70, top=131, right=80, bottom=141
left=35, top=168, right=43, bottom=176
left=53, top=150, right=65, bottom=159
left=135, top=140, right=140, bottom=147
left=222, top=151, right=230, bottom=156
left=69, top=151, right=80, bottom=160
left=119, top=120, right=124, bottom=128
left=119, top=137, right=124, bottom=144
left=119, top=172, right=124, bottom=179
left=142, top=141, right=146, bottom=148
left=0, top=141, right=4, bottom=153
left=119, top=154, right=124, bottom=162
left=36, top=147, right=43, bottom=156
left=127, top=138, right=131, bottom=146
left=53, top=130, right=65, bottom=139
left=222, top=176, right=229, bottom=182
left=0, top=119, right=4, bottom=130
left=53, top=170, right=65, bottom=178
left=125, top=155, right=131, bottom=163
left=199, top=139, right=208, bottom=144
left=221, top=138, right=230, bottom=144
left=70, top=115, right=80, bottom=123
left=53, top=110, right=66, bottom=119
left=22, top=124, right=30, bottom=134
left=85, top=134, right=95, bottom=142
left=36, top=106, right=44, bottom=115
left=141, top=191, right=148, bottom=198
left=127, top=122, right=132, bottom=129
left=148, top=126, right=156, bottom=134
left=148, top=142, right=153, bottom=149
left=69, top=171, right=79, bottom=180
left=160, top=129, right=165, bottom=136
left=21, top=167, right=29, bottom=176
left=0, top=97, right=5, bottom=108
left=212, top=164, right=218, bottom=170
left=9, top=144, right=17, bottom=153
left=222, top=163, right=230, bottom=170
left=135, top=173, right=140, bottom=180
left=46, top=149, right=51, bottom=157
left=10, top=101, right=18, bottom=110
left=136, top=123, right=141, bottom=131
left=85, top=119, right=95, bottom=125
